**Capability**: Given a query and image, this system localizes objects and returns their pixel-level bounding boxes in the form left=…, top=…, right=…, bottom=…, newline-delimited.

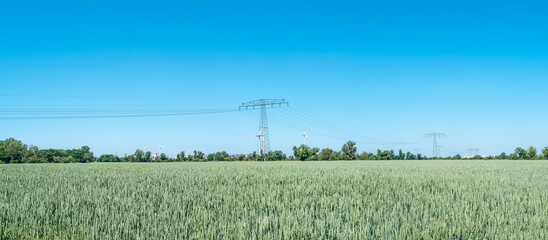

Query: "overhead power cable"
left=290, top=104, right=426, bottom=143
left=268, top=106, right=426, bottom=146
left=0, top=94, right=242, bottom=102
left=0, top=109, right=238, bottom=120
left=0, top=108, right=231, bottom=114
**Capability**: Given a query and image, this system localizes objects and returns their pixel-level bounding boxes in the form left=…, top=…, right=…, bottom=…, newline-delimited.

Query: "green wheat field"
left=1, top=161, right=547, bottom=239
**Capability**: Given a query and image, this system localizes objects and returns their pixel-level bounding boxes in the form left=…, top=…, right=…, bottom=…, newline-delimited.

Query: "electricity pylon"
left=423, top=133, right=446, bottom=159
left=239, top=99, right=288, bottom=156
left=467, top=148, right=481, bottom=156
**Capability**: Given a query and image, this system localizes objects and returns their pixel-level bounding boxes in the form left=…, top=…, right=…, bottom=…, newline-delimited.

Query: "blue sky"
left=1, top=0, right=547, bottom=157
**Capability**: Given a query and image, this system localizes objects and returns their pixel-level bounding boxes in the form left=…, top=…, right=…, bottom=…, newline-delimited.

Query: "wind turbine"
left=249, top=127, right=268, bottom=156
left=153, top=145, right=165, bottom=161
left=298, top=128, right=309, bottom=145
left=144, top=146, right=149, bottom=152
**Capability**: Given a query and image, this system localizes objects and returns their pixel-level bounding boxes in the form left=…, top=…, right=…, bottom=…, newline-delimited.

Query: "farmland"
left=1, top=161, right=547, bottom=239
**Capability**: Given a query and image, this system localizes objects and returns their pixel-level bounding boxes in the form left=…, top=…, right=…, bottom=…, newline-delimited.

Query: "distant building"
left=463, top=155, right=497, bottom=159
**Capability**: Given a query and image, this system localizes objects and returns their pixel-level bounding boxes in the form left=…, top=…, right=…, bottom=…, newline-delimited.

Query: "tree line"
left=1, top=138, right=548, bottom=164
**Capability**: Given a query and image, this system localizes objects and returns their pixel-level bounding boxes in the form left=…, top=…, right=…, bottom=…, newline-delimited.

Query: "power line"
left=291, top=104, right=426, bottom=144
left=268, top=115, right=357, bottom=144
left=289, top=104, right=385, bottom=140
left=281, top=108, right=362, bottom=139
left=3, top=97, right=437, bottom=152
left=289, top=107, right=426, bottom=144
left=0, top=109, right=238, bottom=120
left=0, top=108, right=232, bottom=114
left=467, top=148, right=481, bottom=156
left=239, top=99, right=289, bottom=157
left=275, top=107, right=426, bottom=146
left=0, top=94, right=242, bottom=102
left=424, top=133, right=446, bottom=158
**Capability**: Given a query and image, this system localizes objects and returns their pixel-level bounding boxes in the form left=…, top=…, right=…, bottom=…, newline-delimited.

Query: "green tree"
left=292, top=145, right=319, bottom=161
left=144, top=151, right=152, bottom=162
left=542, top=147, right=548, bottom=160
left=23, top=145, right=40, bottom=163
left=499, top=152, right=507, bottom=159
left=213, top=151, right=228, bottom=161
left=319, top=148, right=334, bottom=161
left=194, top=151, right=205, bottom=160
left=0, top=138, right=29, bottom=163
left=308, top=148, right=320, bottom=161
left=515, top=147, right=528, bottom=159
left=358, top=152, right=376, bottom=160
left=293, top=145, right=307, bottom=161
left=406, top=152, right=416, bottom=160
left=341, top=141, right=357, bottom=160
left=134, top=149, right=144, bottom=162
left=68, top=146, right=94, bottom=163
left=528, top=146, right=537, bottom=160
left=331, top=151, right=344, bottom=160
left=121, top=154, right=134, bottom=162
left=247, top=152, right=257, bottom=161
left=268, top=150, right=286, bottom=161
left=98, top=154, right=120, bottom=162
left=398, top=149, right=405, bottom=160
left=176, top=151, right=186, bottom=161
left=377, top=150, right=392, bottom=160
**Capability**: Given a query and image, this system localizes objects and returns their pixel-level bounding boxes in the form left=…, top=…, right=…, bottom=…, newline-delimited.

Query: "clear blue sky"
left=1, top=0, right=547, bottom=157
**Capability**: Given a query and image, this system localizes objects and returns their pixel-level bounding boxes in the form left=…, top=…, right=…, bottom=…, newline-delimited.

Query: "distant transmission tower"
left=240, top=99, right=288, bottom=156
left=423, top=133, right=446, bottom=158
left=437, top=146, right=444, bottom=158
left=467, top=148, right=481, bottom=156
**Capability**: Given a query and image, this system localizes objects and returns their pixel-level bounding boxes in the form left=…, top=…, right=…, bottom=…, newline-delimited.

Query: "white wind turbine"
left=154, top=145, right=165, bottom=161
left=299, top=128, right=309, bottom=145
left=249, top=127, right=268, bottom=156
left=158, top=145, right=165, bottom=153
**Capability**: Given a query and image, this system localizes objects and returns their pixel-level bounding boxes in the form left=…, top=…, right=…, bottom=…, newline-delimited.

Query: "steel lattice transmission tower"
left=423, top=133, right=446, bottom=158
left=467, top=148, right=481, bottom=156
left=239, top=99, right=288, bottom=156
